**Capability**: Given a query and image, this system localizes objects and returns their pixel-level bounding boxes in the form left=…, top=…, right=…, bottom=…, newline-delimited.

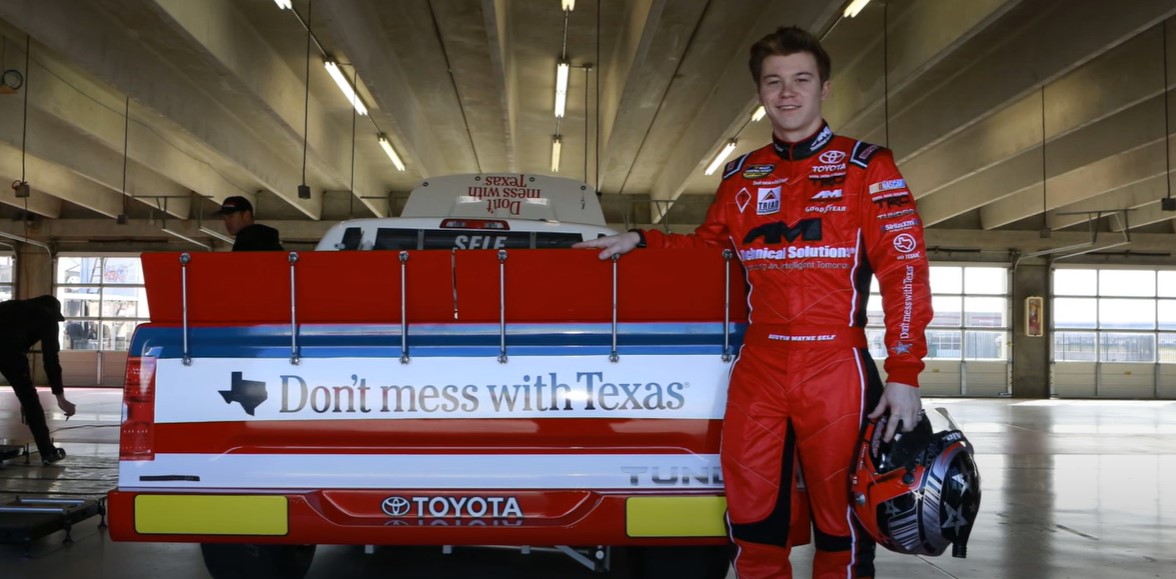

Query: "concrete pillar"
left=1011, top=262, right=1050, bottom=398
left=16, top=244, right=55, bottom=299
left=16, top=244, right=57, bottom=387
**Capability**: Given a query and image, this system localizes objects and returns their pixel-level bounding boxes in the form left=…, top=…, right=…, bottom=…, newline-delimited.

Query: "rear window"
left=372, top=228, right=583, bottom=250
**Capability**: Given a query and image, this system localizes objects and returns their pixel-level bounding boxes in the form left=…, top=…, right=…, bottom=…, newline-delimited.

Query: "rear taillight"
left=120, top=356, right=156, bottom=461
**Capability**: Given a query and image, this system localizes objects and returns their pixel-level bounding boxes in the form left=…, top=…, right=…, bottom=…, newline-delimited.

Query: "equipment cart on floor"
left=0, top=497, right=106, bottom=556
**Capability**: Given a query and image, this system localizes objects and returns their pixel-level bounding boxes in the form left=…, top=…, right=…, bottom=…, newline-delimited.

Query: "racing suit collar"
left=771, top=121, right=834, bottom=161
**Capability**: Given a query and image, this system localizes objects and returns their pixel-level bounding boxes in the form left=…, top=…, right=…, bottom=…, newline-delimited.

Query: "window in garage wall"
left=1052, top=268, right=1176, bottom=363
left=865, top=265, right=1009, bottom=361
left=54, top=255, right=148, bottom=352
left=0, top=254, right=13, bottom=301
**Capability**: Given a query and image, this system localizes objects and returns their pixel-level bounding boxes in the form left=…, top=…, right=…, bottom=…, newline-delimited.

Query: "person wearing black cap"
left=216, top=195, right=284, bottom=251
left=0, top=295, right=76, bottom=465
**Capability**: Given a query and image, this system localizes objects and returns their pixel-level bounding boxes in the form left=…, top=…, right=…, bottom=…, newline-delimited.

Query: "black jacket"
left=0, top=295, right=65, bottom=394
left=233, top=224, right=284, bottom=251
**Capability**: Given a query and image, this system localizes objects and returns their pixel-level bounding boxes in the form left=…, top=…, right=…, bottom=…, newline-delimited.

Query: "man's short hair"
left=216, top=196, right=254, bottom=215
left=749, top=26, right=831, bottom=84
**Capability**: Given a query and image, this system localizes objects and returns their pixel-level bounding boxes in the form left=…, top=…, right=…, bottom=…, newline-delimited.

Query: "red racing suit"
left=642, top=122, right=932, bottom=578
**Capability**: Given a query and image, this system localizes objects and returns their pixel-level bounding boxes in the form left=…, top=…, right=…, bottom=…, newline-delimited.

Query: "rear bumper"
left=107, top=489, right=729, bottom=546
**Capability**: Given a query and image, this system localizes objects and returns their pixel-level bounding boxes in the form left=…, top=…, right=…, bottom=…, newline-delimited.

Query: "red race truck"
left=107, top=174, right=804, bottom=578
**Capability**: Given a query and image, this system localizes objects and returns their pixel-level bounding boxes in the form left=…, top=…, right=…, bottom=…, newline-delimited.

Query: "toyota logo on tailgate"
left=381, top=496, right=412, bottom=517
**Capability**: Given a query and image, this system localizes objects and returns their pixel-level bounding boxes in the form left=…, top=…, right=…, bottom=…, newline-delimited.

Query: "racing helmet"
left=849, top=408, right=980, bottom=558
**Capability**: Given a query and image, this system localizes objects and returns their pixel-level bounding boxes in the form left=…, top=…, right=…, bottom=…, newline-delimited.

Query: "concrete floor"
left=1, top=389, right=1174, bottom=578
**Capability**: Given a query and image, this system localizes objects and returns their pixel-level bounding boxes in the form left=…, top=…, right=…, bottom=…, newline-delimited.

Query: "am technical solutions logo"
left=218, top=371, right=269, bottom=416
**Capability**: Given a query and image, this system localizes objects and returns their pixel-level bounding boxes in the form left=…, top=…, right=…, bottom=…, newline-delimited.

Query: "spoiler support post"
left=289, top=252, right=300, bottom=365
left=180, top=253, right=191, bottom=366
left=399, top=251, right=410, bottom=364
left=610, top=253, right=619, bottom=363
left=498, top=249, right=508, bottom=364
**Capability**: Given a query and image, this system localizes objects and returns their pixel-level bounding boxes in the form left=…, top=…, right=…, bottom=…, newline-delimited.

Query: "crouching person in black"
left=0, top=295, right=76, bottom=465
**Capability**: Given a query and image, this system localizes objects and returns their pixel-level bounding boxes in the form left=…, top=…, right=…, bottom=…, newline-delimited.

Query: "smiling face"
left=757, top=52, right=830, bottom=143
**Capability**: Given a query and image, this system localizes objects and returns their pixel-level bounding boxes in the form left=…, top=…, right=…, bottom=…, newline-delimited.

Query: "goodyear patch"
left=742, top=164, right=775, bottom=179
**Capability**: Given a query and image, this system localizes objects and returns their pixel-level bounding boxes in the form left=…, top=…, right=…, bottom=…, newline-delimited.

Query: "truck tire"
left=200, top=543, right=316, bottom=579
left=633, top=545, right=732, bottom=579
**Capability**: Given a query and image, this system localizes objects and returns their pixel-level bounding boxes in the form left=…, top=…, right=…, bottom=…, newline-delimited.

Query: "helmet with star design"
left=849, top=407, right=981, bottom=558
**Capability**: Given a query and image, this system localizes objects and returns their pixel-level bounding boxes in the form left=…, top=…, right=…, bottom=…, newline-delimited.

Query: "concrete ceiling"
left=0, top=0, right=1175, bottom=256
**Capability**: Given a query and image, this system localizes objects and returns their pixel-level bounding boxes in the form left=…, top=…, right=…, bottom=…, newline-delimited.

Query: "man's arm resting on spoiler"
left=573, top=231, right=644, bottom=260
left=575, top=186, right=734, bottom=261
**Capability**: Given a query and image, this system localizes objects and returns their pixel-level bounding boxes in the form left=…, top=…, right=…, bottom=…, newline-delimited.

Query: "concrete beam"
left=0, top=0, right=322, bottom=218
left=912, top=28, right=1170, bottom=226
left=0, top=185, right=63, bottom=218
left=0, top=107, right=192, bottom=219
left=0, top=52, right=191, bottom=219
left=147, top=0, right=391, bottom=218
left=410, top=0, right=514, bottom=173
left=1049, top=175, right=1165, bottom=230
left=483, top=0, right=517, bottom=171
left=929, top=96, right=1167, bottom=227
left=982, top=140, right=1164, bottom=229
left=829, top=0, right=1022, bottom=138
left=900, top=94, right=1043, bottom=203
left=596, top=0, right=710, bottom=194
left=0, top=146, right=122, bottom=218
left=0, top=218, right=334, bottom=245
left=598, top=0, right=656, bottom=179
left=1108, top=200, right=1176, bottom=232
left=925, top=228, right=1176, bottom=266
left=647, top=0, right=838, bottom=221
left=882, top=0, right=1176, bottom=160
left=21, top=47, right=263, bottom=205
left=917, top=153, right=1041, bottom=226
left=317, top=0, right=464, bottom=178
left=972, top=24, right=1176, bottom=229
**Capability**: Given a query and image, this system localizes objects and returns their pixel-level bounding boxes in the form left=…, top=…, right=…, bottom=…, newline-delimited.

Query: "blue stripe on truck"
left=131, top=322, right=746, bottom=359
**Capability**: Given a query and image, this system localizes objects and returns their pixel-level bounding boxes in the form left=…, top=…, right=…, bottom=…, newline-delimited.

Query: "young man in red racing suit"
left=576, top=27, right=931, bottom=578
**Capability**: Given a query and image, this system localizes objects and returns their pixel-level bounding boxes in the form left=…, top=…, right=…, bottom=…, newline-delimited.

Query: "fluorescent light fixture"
left=843, top=0, right=871, bottom=18
left=751, top=105, right=766, bottom=122
left=550, top=135, right=562, bottom=172
left=324, top=59, right=368, bottom=116
left=199, top=226, right=236, bottom=244
left=378, top=134, right=406, bottom=171
left=704, top=139, right=738, bottom=176
left=561, top=0, right=575, bottom=11
left=274, top=0, right=292, bottom=9
left=554, top=61, right=570, bottom=118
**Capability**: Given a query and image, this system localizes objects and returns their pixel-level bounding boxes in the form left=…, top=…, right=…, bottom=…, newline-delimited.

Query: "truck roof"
left=400, top=173, right=606, bottom=227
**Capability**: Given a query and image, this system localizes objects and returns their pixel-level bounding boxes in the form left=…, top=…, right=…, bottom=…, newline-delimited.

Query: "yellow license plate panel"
left=135, top=495, right=288, bottom=536
left=626, top=496, right=728, bottom=537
